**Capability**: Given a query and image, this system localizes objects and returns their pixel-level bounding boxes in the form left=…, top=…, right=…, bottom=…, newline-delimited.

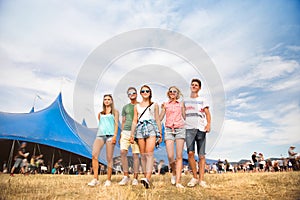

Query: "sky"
left=1, top=0, right=300, bottom=162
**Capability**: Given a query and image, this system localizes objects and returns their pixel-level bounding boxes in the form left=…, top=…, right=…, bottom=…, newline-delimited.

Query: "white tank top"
left=137, top=103, right=155, bottom=121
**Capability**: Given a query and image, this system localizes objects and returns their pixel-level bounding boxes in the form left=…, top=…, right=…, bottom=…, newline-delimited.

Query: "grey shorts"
left=164, top=127, right=186, bottom=141
left=186, top=129, right=206, bottom=156
left=96, top=135, right=114, bottom=143
left=13, top=158, right=25, bottom=168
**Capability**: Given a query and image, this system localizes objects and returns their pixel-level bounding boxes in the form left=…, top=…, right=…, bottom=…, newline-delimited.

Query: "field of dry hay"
left=1, top=171, right=300, bottom=200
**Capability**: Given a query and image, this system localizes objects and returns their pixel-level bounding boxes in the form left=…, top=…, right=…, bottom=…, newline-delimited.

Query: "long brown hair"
left=100, top=94, right=115, bottom=115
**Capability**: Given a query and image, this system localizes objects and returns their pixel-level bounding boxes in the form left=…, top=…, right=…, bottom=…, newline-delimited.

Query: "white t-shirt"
left=184, top=96, right=209, bottom=131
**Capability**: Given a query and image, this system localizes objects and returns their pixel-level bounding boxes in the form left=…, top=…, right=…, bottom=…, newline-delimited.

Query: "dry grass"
left=1, top=172, right=300, bottom=200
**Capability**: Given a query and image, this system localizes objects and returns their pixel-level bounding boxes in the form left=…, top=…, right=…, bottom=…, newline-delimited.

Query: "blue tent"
left=0, top=93, right=110, bottom=165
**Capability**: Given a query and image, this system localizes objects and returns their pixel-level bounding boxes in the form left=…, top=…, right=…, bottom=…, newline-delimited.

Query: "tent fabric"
left=0, top=93, right=109, bottom=164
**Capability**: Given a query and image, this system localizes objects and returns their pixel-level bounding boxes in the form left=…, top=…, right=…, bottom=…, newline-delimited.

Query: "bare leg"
left=120, top=149, right=129, bottom=177
left=145, top=136, right=156, bottom=180
left=188, top=151, right=198, bottom=179
left=175, top=139, right=185, bottom=184
left=132, top=153, right=139, bottom=179
left=138, top=139, right=147, bottom=176
left=92, top=139, right=105, bottom=179
left=165, top=140, right=176, bottom=176
left=106, top=139, right=115, bottom=181
left=199, top=155, right=205, bottom=182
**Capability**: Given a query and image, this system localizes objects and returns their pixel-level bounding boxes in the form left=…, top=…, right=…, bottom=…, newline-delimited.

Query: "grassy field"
left=1, top=172, right=300, bottom=200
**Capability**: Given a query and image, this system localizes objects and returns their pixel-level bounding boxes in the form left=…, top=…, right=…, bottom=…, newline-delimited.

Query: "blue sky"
left=0, top=0, right=299, bottom=162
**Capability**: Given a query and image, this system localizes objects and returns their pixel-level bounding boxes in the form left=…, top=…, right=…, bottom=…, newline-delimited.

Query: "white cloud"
left=258, top=102, right=300, bottom=145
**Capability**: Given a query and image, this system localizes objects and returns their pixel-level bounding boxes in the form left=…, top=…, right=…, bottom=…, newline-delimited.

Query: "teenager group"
left=87, top=78, right=211, bottom=189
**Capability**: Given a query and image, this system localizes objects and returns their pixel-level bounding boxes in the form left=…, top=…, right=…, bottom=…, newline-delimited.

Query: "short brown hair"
left=191, top=78, right=201, bottom=87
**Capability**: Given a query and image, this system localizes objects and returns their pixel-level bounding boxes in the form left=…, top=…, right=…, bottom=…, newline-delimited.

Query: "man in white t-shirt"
left=185, top=78, right=211, bottom=188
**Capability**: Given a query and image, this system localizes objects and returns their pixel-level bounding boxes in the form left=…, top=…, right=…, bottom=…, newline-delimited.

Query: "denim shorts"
left=186, top=129, right=206, bottom=156
left=96, top=135, right=114, bottom=143
left=164, top=127, right=186, bottom=141
left=135, top=122, right=158, bottom=139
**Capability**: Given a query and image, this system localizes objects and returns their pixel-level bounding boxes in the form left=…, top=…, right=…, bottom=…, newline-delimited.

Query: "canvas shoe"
left=176, top=183, right=185, bottom=188
left=187, top=178, right=198, bottom=187
left=87, top=178, right=99, bottom=186
left=199, top=181, right=208, bottom=188
left=132, top=178, right=139, bottom=186
left=140, top=178, right=150, bottom=189
left=104, top=180, right=112, bottom=187
left=171, top=175, right=176, bottom=185
left=119, top=176, right=130, bottom=185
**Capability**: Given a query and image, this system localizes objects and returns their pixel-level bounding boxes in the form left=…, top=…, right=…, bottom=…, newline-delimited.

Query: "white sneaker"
left=132, top=178, right=139, bottom=186
left=87, top=178, right=99, bottom=186
left=176, top=183, right=185, bottom=188
left=171, top=175, right=176, bottom=185
left=187, top=178, right=198, bottom=187
left=104, top=180, right=111, bottom=187
left=119, top=176, right=130, bottom=185
left=140, top=178, right=150, bottom=189
left=199, top=181, right=208, bottom=188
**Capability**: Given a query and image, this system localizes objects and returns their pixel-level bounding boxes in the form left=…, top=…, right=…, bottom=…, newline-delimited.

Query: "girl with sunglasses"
left=88, top=94, right=119, bottom=187
left=159, top=86, right=186, bottom=188
left=130, top=85, right=162, bottom=188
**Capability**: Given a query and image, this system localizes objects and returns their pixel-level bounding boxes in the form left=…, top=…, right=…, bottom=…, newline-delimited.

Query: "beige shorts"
left=120, top=130, right=140, bottom=154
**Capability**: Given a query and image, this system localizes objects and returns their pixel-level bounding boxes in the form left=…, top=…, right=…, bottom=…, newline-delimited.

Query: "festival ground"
left=1, top=171, right=300, bottom=200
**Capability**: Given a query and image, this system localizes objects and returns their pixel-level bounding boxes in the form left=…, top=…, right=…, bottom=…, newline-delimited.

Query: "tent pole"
left=37, top=144, right=41, bottom=154
left=33, top=144, right=36, bottom=156
left=7, top=140, right=16, bottom=172
left=51, top=149, right=55, bottom=172
left=68, top=153, right=71, bottom=174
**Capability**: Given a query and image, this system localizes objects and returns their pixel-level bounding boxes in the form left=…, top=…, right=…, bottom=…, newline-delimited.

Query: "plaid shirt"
left=136, top=119, right=159, bottom=138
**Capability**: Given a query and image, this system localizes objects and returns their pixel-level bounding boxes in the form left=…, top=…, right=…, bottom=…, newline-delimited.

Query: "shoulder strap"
left=138, top=102, right=154, bottom=121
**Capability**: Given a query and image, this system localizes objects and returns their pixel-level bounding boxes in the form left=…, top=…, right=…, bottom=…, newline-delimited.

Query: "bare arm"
left=154, top=103, right=162, bottom=142
left=159, top=103, right=166, bottom=121
left=112, top=110, right=119, bottom=144
left=204, top=107, right=211, bottom=132
left=181, top=101, right=186, bottom=120
left=130, top=105, right=138, bottom=143
left=121, top=116, right=126, bottom=130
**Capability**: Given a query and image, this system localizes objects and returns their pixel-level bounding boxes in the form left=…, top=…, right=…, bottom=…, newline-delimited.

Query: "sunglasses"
left=141, top=90, right=150, bottom=94
left=127, top=91, right=136, bottom=96
left=169, top=90, right=177, bottom=94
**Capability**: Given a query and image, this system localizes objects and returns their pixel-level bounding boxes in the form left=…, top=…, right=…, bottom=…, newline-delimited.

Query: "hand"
left=111, top=136, right=117, bottom=144
left=204, top=124, right=211, bottom=133
left=130, top=136, right=135, bottom=144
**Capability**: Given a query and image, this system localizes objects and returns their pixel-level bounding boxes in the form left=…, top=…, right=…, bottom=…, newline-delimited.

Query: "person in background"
left=10, top=142, right=28, bottom=176
left=88, top=94, right=119, bottom=187
left=185, top=79, right=211, bottom=188
left=159, top=86, right=185, bottom=188
left=118, top=87, right=140, bottom=186
left=258, top=153, right=265, bottom=172
left=251, top=152, right=258, bottom=172
left=130, top=85, right=162, bottom=189
left=53, top=158, right=63, bottom=174
left=288, top=145, right=298, bottom=171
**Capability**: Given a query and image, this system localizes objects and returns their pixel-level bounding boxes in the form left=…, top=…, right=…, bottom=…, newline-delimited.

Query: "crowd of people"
left=5, top=78, right=299, bottom=190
